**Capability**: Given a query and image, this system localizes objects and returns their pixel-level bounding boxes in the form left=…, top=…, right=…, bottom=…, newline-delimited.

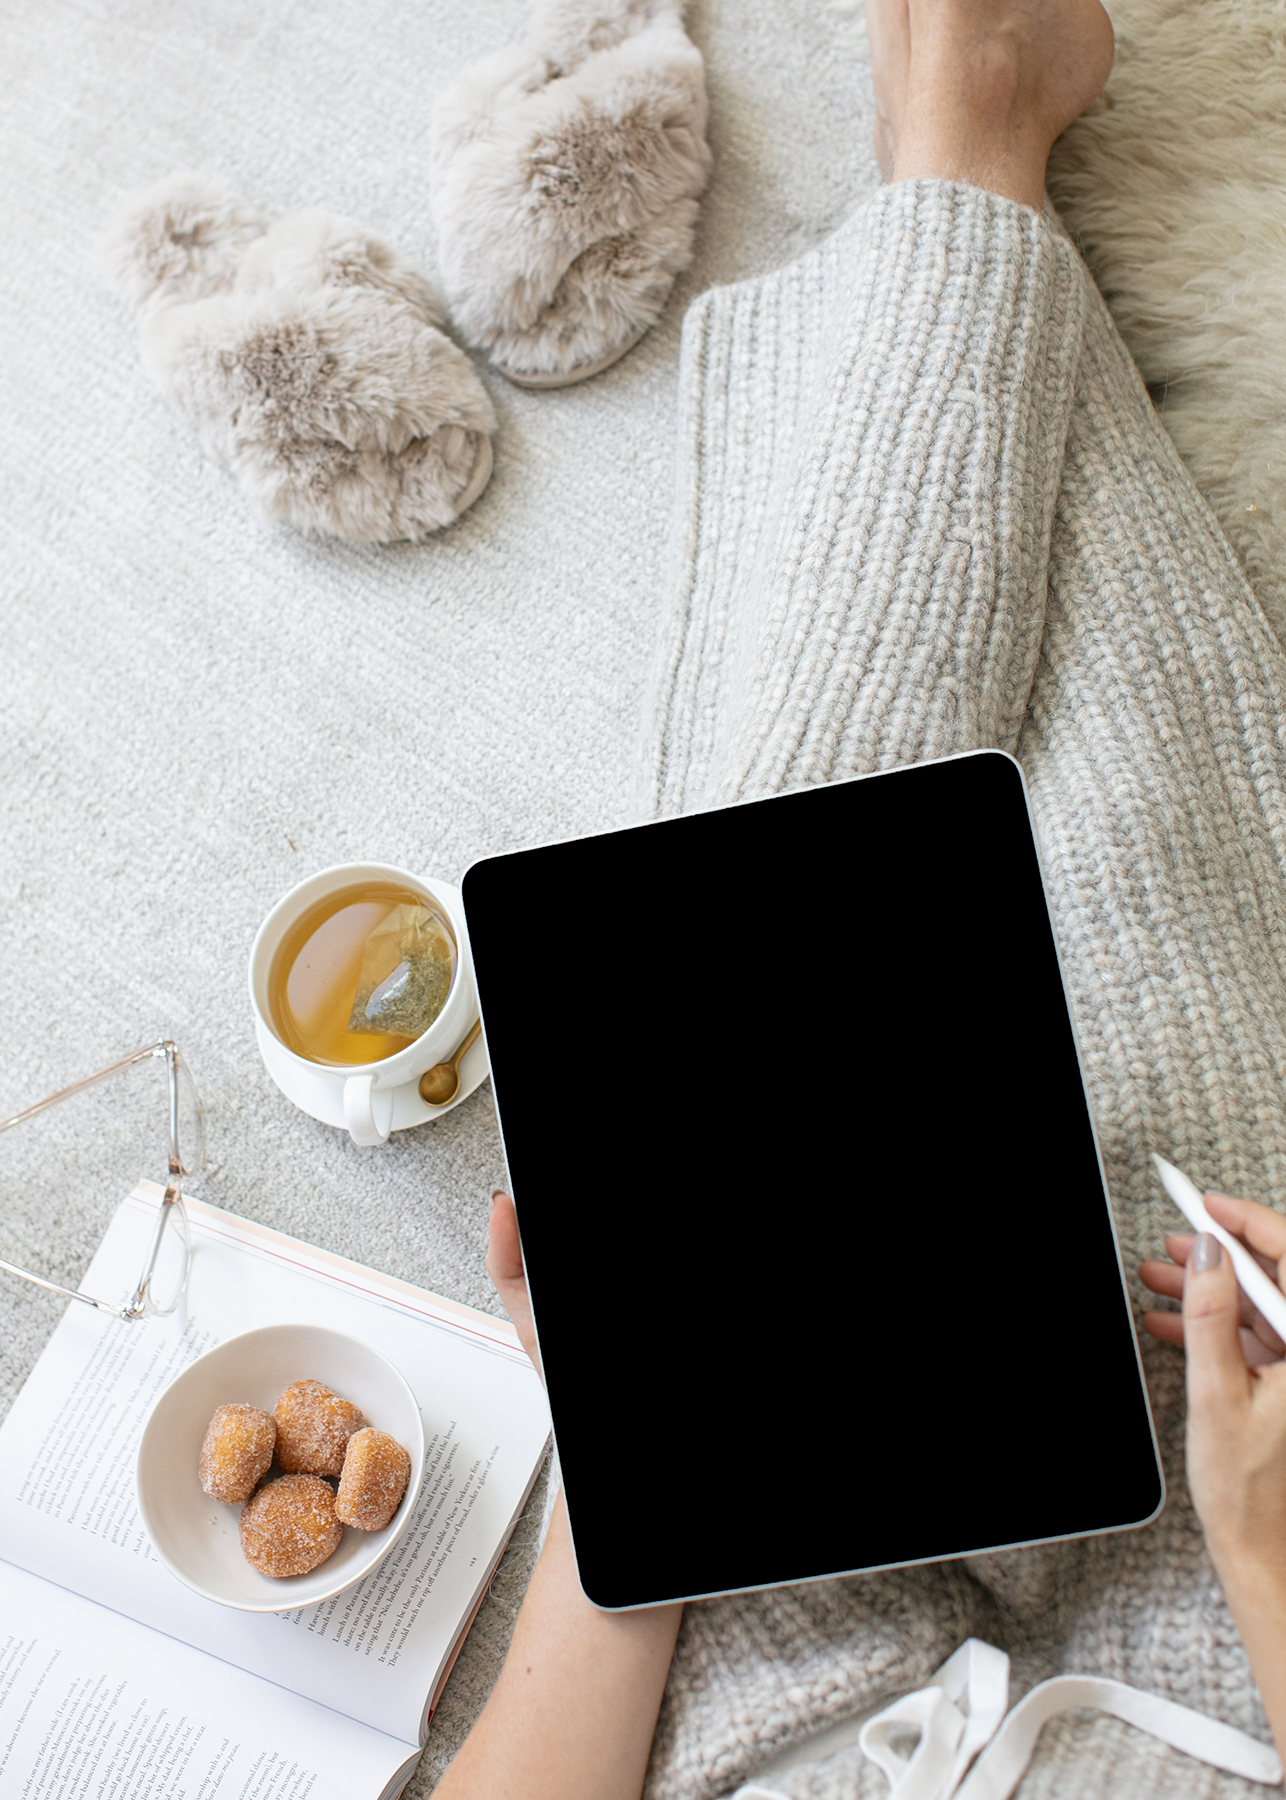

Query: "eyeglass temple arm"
left=0, top=1042, right=192, bottom=1323
left=0, top=1257, right=129, bottom=1317
left=0, top=1042, right=172, bottom=1136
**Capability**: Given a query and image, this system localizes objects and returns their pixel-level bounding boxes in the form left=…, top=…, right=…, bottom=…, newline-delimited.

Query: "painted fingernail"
left=1191, top=1233, right=1222, bottom=1273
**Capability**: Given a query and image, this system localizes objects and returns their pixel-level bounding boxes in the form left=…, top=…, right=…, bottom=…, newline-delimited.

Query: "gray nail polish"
left=1191, top=1232, right=1222, bottom=1273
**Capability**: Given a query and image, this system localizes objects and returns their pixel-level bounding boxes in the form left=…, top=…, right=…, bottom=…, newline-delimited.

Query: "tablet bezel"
left=463, top=750, right=1166, bottom=1610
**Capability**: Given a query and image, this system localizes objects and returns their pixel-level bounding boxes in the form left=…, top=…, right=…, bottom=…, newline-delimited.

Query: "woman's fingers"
left=1245, top=1309, right=1286, bottom=1359
left=1142, top=1231, right=1285, bottom=1359
left=1204, top=1199, right=1286, bottom=1358
left=485, top=1191, right=544, bottom=1383
left=1184, top=1235, right=1254, bottom=1414
left=1206, top=1193, right=1286, bottom=1273
left=1242, top=1327, right=1286, bottom=1368
left=487, top=1190, right=524, bottom=1284
left=1140, top=1255, right=1185, bottom=1300
left=1139, top=1197, right=1286, bottom=1367
left=1164, top=1232, right=1196, bottom=1267
left=1142, top=1300, right=1286, bottom=1361
left=1166, top=1213, right=1280, bottom=1286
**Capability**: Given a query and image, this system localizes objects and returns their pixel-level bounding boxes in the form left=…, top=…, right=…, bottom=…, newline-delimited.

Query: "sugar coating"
left=240, top=1474, right=343, bottom=1577
left=198, top=1404, right=276, bottom=1504
left=335, top=1428, right=411, bottom=1531
left=274, top=1379, right=366, bottom=1478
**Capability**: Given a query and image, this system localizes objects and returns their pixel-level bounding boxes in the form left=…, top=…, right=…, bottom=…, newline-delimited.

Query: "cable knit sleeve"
left=643, top=180, right=1086, bottom=813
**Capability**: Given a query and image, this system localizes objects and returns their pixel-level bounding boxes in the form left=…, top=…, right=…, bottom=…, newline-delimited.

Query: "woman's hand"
left=1141, top=1195, right=1286, bottom=1751
left=1141, top=1193, right=1286, bottom=1368
left=486, top=1190, right=543, bottom=1383
left=1140, top=1195, right=1286, bottom=1572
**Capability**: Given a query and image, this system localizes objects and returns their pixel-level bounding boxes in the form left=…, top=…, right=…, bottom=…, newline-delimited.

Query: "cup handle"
left=343, top=1075, right=394, bottom=1147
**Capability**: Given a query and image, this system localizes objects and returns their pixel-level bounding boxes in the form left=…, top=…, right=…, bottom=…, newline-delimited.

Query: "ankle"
left=892, top=31, right=1052, bottom=211
left=892, top=121, right=1051, bottom=215
left=870, top=0, right=1114, bottom=214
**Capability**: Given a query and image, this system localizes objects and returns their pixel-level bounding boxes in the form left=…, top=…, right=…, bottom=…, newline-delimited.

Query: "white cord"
left=730, top=1637, right=1282, bottom=1799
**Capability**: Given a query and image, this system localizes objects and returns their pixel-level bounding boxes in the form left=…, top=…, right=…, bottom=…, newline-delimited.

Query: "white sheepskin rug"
left=1047, top=0, right=1286, bottom=644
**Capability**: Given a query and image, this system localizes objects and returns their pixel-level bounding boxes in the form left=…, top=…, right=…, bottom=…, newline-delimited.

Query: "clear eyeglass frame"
left=0, top=1040, right=206, bottom=1321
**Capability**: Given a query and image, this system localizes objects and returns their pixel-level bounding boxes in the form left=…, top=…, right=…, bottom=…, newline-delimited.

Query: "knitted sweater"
left=638, top=181, right=1286, bottom=1800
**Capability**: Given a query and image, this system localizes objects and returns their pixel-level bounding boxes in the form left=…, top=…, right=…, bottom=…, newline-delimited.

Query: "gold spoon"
left=419, top=1018, right=482, bottom=1107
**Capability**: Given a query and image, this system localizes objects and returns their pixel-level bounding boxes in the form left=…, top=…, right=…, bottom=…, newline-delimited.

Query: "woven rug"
left=0, top=0, right=1281, bottom=1791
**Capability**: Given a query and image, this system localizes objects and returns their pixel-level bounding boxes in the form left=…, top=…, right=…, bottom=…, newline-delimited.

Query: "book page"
left=0, top=1563, right=420, bottom=1800
left=0, top=1186, right=550, bottom=1746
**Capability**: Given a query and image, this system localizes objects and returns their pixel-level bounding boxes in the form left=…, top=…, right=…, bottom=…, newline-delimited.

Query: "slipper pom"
left=236, top=211, right=448, bottom=328
left=98, top=171, right=265, bottom=310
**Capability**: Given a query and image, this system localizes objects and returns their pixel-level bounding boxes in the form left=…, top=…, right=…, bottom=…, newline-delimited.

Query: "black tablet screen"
left=461, top=751, right=1163, bottom=1608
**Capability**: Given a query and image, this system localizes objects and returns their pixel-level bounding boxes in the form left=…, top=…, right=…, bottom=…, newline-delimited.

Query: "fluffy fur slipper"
left=99, top=173, right=497, bottom=541
left=428, top=0, right=712, bottom=387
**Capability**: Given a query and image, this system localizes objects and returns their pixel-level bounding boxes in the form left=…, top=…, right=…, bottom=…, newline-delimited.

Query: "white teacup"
left=248, top=862, right=485, bottom=1146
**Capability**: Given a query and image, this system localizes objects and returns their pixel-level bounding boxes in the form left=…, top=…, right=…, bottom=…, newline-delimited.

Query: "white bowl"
left=137, top=1323, right=425, bottom=1612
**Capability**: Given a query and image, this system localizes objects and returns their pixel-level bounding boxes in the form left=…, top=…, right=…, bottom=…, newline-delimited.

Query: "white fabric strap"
left=732, top=1638, right=1281, bottom=1800
left=862, top=1640, right=1011, bottom=1800
left=956, top=1670, right=1282, bottom=1799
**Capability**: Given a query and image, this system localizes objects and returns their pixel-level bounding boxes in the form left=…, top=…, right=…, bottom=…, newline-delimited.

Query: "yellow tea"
left=268, top=882, right=457, bottom=1066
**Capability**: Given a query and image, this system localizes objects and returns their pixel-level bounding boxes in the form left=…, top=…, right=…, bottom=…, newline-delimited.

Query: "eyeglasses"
left=0, top=1040, right=206, bottom=1321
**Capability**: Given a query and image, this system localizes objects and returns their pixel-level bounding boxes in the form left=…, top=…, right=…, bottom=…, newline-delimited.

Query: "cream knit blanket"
left=639, top=181, right=1286, bottom=1800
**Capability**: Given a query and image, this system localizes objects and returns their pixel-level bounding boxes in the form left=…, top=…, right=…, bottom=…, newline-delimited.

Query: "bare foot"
left=864, top=0, right=1114, bottom=210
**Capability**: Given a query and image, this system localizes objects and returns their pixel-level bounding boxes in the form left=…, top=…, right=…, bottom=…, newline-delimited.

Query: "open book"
left=0, top=1183, right=551, bottom=1800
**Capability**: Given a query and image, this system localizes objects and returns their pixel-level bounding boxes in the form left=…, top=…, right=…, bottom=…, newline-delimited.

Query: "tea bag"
left=348, top=904, right=454, bottom=1040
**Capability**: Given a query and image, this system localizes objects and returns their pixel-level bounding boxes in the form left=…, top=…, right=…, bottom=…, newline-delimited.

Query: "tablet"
left=461, top=750, right=1164, bottom=1610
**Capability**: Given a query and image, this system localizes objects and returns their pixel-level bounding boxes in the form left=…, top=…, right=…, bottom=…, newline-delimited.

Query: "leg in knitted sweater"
left=701, top=179, right=1086, bottom=803
left=641, top=172, right=1286, bottom=1800
left=639, top=180, right=1086, bottom=817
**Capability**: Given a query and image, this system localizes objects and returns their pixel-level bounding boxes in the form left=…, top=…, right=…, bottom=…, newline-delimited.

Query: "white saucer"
left=255, top=1016, right=488, bottom=1133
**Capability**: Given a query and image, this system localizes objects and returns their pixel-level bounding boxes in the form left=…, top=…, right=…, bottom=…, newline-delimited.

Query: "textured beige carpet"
left=0, top=1, right=876, bottom=1790
left=1, top=0, right=1282, bottom=1792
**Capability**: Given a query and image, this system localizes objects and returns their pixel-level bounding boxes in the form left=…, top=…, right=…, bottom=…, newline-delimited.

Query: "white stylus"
left=1151, top=1153, right=1286, bottom=1344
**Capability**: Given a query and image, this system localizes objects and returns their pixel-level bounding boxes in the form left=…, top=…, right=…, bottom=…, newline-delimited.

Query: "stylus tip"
left=1150, top=1153, right=1195, bottom=1209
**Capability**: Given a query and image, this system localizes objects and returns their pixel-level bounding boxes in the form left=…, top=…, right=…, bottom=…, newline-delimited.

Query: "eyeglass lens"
left=138, top=1197, right=191, bottom=1317
left=171, top=1049, right=206, bottom=1178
